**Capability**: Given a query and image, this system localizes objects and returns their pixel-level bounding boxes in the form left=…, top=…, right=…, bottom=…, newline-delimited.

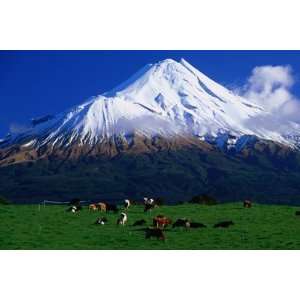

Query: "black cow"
left=106, top=204, right=119, bottom=213
left=214, top=221, right=234, bottom=228
left=189, top=222, right=206, bottom=229
left=145, top=228, right=165, bottom=240
left=144, top=203, right=156, bottom=212
left=132, top=219, right=147, bottom=226
left=172, top=218, right=189, bottom=228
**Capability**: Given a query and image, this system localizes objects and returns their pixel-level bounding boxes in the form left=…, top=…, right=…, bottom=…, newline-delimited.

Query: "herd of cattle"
left=66, top=198, right=254, bottom=241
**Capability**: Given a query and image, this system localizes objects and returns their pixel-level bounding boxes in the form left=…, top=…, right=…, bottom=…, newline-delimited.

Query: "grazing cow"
left=214, top=221, right=234, bottom=228
left=89, top=204, right=98, bottom=211
left=144, top=197, right=155, bottom=205
left=144, top=198, right=158, bottom=212
left=189, top=222, right=206, bottom=229
left=106, top=204, right=119, bottom=213
left=67, top=205, right=79, bottom=213
left=172, top=218, right=190, bottom=228
left=144, top=197, right=152, bottom=204
left=243, top=200, right=252, bottom=208
left=124, top=199, right=131, bottom=210
left=153, top=215, right=172, bottom=229
left=97, top=202, right=107, bottom=212
left=117, top=212, right=128, bottom=225
left=95, top=217, right=108, bottom=225
left=295, top=211, right=300, bottom=216
left=132, top=219, right=147, bottom=226
left=144, top=203, right=155, bottom=212
left=145, top=228, right=165, bottom=241
left=71, top=206, right=77, bottom=213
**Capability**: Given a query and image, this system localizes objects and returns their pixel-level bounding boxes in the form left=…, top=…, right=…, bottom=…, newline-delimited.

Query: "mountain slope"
left=1, top=58, right=300, bottom=160
left=1, top=139, right=300, bottom=204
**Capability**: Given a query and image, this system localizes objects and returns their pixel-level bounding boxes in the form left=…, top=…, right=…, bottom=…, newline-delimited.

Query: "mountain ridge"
left=2, top=58, right=300, bottom=159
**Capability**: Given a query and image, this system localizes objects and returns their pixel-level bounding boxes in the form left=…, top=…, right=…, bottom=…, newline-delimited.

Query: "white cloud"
left=244, top=65, right=294, bottom=109
left=248, top=65, right=293, bottom=87
left=242, top=65, right=300, bottom=123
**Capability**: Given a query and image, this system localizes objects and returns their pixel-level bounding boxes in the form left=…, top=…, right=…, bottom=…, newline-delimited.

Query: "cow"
left=214, top=221, right=234, bottom=228
left=172, top=218, right=190, bottom=228
left=143, top=198, right=158, bottom=212
left=189, top=222, right=206, bottom=229
left=106, top=203, right=119, bottom=213
left=71, top=206, right=77, bottom=213
left=153, top=215, right=172, bottom=229
left=89, top=204, right=98, bottom=211
left=117, top=212, right=128, bottom=225
left=95, top=217, right=108, bottom=225
left=243, top=200, right=252, bottom=208
left=67, top=205, right=80, bottom=213
left=132, top=219, right=147, bottom=226
left=144, top=197, right=154, bottom=205
left=124, top=199, right=131, bottom=210
left=145, top=228, right=165, bottom=241
left=144, top=203, right=155, bottom=212
left=97, top=202, right=107, bottom=212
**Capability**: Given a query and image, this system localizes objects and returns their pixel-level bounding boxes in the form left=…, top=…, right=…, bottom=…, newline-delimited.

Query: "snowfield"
left=2, top=58, right=300, bottom=150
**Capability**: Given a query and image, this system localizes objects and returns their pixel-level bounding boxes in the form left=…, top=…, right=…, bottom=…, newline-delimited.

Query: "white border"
left=1, top=0, right=300, bottom=50
left=1, top=251, right=300, bottom=300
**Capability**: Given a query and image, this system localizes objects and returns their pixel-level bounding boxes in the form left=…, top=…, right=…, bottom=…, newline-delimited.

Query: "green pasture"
left=1, top=202, right=300, bottom=249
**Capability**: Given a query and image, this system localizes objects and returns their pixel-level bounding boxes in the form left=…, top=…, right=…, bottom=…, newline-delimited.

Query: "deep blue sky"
left=1, top=50, right=300, bottom=137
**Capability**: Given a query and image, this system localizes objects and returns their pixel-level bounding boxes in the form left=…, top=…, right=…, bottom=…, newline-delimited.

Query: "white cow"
left=117, top=212, right=127, bottom=225
left=124, top=199, right=131, bottom=210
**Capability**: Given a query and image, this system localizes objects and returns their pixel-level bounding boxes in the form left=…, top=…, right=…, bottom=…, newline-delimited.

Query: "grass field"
left=1, top=202, right=300, bottom=249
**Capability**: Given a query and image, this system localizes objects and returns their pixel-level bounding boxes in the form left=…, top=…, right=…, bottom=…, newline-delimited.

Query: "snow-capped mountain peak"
left=1, top=58, right=300, bottom=150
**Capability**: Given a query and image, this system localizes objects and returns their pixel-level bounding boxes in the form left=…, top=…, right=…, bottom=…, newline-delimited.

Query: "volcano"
left=1, top=58, right=300, bottom=203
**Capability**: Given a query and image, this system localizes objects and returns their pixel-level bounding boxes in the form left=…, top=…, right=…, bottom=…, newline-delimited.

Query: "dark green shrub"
left=176, top=201, right=185, bottom=205
left=0, top=195, right=10, bottom=205
left=189, top=194, right=218, bottom=205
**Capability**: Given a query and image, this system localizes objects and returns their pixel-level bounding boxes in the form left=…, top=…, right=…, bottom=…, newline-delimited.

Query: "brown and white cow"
left=153, top=215, right=172, bottom=229
left=97, top=202, right=107, bottom=212
left=89, top=204, right=98, bottom=211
